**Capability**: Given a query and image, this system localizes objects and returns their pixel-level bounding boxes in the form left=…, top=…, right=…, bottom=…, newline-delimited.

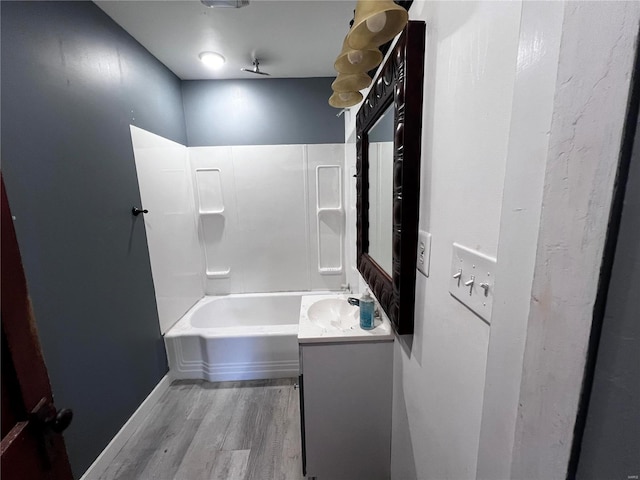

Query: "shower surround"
left=189, top=142, right=346, bottom=296
left=131, top=126, right=346, bottom=380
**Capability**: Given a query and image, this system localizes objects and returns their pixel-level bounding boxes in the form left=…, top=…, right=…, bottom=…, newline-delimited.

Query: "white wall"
left=389, top=2, right=523, bottom=478
left=130, top=126, right=204, bottom=334
left=189, top=144, right=346, bottom=295
left=343, top=2, right=640, bottom=479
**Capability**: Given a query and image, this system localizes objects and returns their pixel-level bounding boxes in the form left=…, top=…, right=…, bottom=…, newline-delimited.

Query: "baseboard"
left=79, top=374, right=171, bottom=480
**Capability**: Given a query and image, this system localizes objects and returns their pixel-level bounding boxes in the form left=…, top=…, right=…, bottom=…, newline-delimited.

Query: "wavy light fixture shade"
left=334, top=37, right=383, bottom=74
left=331, top=72, right=372, bottom=93
left=329, top=91, right=363, bottom=108
left=346, top=0, right=409, bottom=50
left=328, top=1, right=408, bottom=109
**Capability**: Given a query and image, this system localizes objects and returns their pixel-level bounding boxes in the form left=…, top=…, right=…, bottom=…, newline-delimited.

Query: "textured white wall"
left=388, top=2, right=523, bottom=478
left=510, top=3, right=640, bottom=478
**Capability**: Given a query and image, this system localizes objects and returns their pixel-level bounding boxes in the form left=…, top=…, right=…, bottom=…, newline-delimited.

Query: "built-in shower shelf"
left=206, top=268, right=231, bottom=279
left=199, top=209, right=225, bottom=215
left=318, top=266, right=343, bottom=275
left=317, top=207, right=343, bottom=214
left=315, top=164, right=344, bottom=276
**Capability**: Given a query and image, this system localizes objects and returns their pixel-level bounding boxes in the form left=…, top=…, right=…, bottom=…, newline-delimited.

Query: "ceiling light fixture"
left=347, top=0, right=409, bottom=50
left=199, top=51, right=225, bottom=69
left=329, top=91, right=363, bottom=109
left=331, top=72, right=372, bottom=93
left=334, top=37, right=382, bottom=75
left=328, top=1, right=408, bottom=109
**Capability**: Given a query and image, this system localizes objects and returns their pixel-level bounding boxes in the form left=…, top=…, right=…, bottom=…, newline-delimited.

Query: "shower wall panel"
left=190, top=147, right=244, bottom=294
left=307, top=144, right=346, bottom=291
left=190, top=144, right=345, bottom=294
left=233, top=145, right=311, bottom=292
left=131, top=126, right=204, bottom=334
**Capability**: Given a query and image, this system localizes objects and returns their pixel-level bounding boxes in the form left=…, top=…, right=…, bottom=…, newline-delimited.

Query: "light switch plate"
left=417, top=230, right=431, bottom=277
left=449, top=243, right=496, bottom=323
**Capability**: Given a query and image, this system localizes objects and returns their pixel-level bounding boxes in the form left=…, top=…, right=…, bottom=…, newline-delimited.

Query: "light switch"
left=449, top=243, right=496, bottom=323
left=417, top=230, right=431, bottom=277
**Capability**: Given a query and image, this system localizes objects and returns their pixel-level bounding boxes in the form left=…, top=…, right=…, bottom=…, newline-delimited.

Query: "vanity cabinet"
left=299, top=339, right=394, bottom=480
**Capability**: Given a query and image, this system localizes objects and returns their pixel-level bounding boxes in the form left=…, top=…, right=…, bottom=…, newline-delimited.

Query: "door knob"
left=31, top=399, right=73, bottom=433
left=48, top=408, right=73, bottom=433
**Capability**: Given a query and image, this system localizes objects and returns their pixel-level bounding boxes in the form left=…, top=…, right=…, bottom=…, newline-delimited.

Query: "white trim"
left=79, top=375, right=171, bottom=480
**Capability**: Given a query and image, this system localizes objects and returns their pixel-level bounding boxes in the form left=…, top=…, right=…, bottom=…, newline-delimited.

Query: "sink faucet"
left=341, top=283, right=351, bottom=293
left=347, top=297, right=359, bottom=306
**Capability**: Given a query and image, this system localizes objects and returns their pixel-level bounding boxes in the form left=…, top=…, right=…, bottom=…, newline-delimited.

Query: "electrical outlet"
left=417, top=230, right=431, bottom=277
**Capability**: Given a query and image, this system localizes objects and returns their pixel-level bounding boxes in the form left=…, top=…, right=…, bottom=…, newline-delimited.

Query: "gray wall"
left=368, top=106, right=394, bottom=143
left=182, top=78, right=344, bottom=146
left=576, top=116, right=640, bottom=478
left=1, top=2, right=186, bottom=476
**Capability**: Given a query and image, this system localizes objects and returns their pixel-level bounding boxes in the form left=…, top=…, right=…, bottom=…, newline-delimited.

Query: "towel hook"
left=132, top=207, right=148, bottom=216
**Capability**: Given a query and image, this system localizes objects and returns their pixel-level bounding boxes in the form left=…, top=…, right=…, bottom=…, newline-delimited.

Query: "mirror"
left=356, top=21, right=425, bottom=335
left=367, top=106, right=394, bottom=275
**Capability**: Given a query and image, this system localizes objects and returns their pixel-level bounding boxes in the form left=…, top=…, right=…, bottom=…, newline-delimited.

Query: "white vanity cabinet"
left=298, top=339, right=394, bottom=480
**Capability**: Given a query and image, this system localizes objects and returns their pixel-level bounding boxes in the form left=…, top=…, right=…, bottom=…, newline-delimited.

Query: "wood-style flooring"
left=96, top=378, right=304, bottom=480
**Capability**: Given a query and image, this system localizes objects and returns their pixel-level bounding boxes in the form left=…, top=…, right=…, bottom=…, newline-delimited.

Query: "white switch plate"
left=417, top=230, right=431, bottom=277
left=449, top=243, right=496, bottom=323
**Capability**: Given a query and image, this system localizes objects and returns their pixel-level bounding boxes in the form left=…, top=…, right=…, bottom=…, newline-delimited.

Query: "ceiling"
left=94, top=0, right=357, bottom=80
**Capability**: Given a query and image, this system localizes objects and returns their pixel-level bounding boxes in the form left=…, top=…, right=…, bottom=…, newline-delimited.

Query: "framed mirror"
left=356, top=20, right=425, bottom=334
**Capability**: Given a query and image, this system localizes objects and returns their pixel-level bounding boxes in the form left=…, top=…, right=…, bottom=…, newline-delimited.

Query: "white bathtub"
left=165, top=293, right=308, bottom=382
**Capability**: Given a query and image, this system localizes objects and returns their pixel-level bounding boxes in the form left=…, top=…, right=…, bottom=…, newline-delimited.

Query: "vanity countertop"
left=298, top=294, right=394, bottom=344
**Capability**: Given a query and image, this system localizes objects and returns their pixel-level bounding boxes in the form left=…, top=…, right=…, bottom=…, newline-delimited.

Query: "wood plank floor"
left=96, top=378, right=304, bottom=480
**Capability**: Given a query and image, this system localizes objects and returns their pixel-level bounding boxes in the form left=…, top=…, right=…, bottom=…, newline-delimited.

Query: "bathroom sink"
left=299, top=294, right=393, bottom=343
left=306, top=298, right=359, bottom=329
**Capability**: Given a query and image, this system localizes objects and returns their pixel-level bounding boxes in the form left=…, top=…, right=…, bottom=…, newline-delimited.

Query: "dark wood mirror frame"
left=356, top=20, right=425, bottom=335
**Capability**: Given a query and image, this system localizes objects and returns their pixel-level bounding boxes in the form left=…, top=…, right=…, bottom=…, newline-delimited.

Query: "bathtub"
left=165, top=293, right=312, bottom=382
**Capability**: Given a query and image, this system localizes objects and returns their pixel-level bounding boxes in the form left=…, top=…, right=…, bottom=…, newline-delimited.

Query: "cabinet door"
left=298, top=374, right=307, bottom=477
left=301, top=342, right=393, bottom=480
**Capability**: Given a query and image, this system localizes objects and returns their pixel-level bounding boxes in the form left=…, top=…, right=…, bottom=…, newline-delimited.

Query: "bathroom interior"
left=1, top=1, right=639, bottom=479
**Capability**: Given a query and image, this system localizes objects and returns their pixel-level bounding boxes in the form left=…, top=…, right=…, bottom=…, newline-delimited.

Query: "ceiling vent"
left=201, top=0, right=249, bottom=8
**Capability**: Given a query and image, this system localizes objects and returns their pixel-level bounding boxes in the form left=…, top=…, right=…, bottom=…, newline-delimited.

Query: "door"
left=1, top=175, right=74, bottom=479
left=571, top=41, right=640, bottom=479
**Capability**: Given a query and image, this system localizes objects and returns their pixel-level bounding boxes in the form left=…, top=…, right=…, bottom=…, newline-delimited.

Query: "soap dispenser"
left=359, top=290, right=375, bottom=330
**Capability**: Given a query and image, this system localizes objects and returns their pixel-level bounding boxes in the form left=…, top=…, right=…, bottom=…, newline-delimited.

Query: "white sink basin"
left=307, top=298, right=359, bottom=329
left=298, top=294, right=394, bottom=344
